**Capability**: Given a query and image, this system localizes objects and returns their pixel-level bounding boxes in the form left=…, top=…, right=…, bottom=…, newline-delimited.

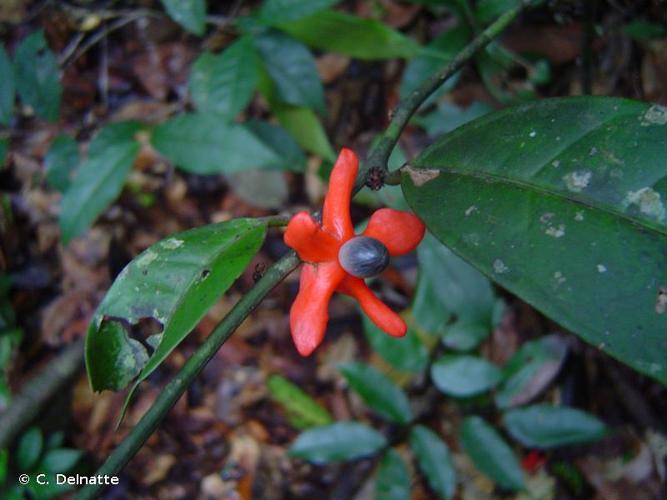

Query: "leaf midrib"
left=408, top=165, right=667, bottom=238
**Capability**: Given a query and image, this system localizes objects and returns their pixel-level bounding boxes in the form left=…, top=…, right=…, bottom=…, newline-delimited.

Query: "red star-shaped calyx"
left=284, top=148, right=426, bottom=356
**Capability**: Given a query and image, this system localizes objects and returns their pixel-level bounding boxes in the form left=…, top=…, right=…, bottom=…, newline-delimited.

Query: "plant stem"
left=360, top=1, right=530, bottom=190
left=76, top=251, right=300, bottom=500
left=77, top=5, right=531, bottom=495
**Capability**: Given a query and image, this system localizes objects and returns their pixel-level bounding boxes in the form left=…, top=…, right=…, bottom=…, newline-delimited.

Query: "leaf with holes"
left=402, top=97, right=667, bottom=386
left=85, top=218, right=266, bottom=391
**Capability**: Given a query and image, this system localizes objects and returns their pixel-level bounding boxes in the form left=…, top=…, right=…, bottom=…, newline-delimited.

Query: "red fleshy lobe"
left=284, top=148, right=426, bottom=356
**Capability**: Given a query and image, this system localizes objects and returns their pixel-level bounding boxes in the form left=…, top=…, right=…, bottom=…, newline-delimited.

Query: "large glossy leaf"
left=59, top=122, right=141, bottom=244
left=503, top=404, right=607, bottom=449
left=431, top=355, right=501, bottom=397
left=254, top=31, right=325, bottom=114
left=13, top=31, right=61, bottom=122
left=17, top=427, right=43, bottom=471
left=276, top=10, right=421, bottom=60
left=160, top=0, right=206, bottom=35
left=495, top=334, right=568, bottom=409
left=289, top=422, right=387, bottom=464
left=410, top=425, right=457, bottom=499
left=460, top=416, right=525, bottom=491
left=151, top=113, right=280, bottom=174
left=86, top=218, right=266, bottom=391
left=339, top=362, right=412, bottom=424
left=402, top=97, right=667, bottom=385
left=0, top=45, right=14, bottom=126
left=189, top=36, right=258, bottom=120
left=258, top=0, right=341, bottom=24
left=267, top=374, right=333, bottom=429
left=375, top=449, right=410, bottom=500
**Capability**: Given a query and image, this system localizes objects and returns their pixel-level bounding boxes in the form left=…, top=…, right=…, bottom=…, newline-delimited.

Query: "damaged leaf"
left=85, top=218, right=267, bottom=391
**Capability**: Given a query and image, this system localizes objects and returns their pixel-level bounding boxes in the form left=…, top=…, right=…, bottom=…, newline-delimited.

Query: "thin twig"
left=75, top=5, right=531, bottom=496
left=360, top=1, right=530, bottom=191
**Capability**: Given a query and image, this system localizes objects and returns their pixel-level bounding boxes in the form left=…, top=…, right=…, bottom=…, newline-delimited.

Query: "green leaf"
left=339, top=362, right=412, bottom=424
left=189, top=36, right=257, bottom=120
left=59, top=122, right=141, bottom=244
left=410, top=425, right=456, bottom=499
left=431, top=355, right=501, bottom=397
left=362, top=314, right=428, bottom=374
left=475, top=0, right=521, bottom=24
left=624, top=20, right=667, bottom=42
left=271, top=103, right=335, bottom=160
left=441, top=321, right=490, bottom=351
left=0, top=45, right=14, bottom=126
left=0, top=448, right=7, bottom=485
left=375, top=449, right=410, bottom=500
left=276, top=10, right=421, bottom=60
left=254, top=31, right=325, bottom=114
left=418, top=232, right=495, bottom=326
left=400, top=25, right=470, bottom=104
left=245, top=120, right=306, bottom=172
left=503, top=404, right=607, bottom=449
left=160, top=0, right=206, bottom=35
left=267, top=375, right=333, bottom=429
left=151, top=113, right=280, bottom=174
left=258, top=0, right=341, bottom=24
left=495, top=335, right=568, bottom=409
left=0, top=139, right=7, bottom=166
left=45, top=134, right=79, bottom=192
left=412, top=273, right=450, bottom=336
left=460, top=416, right=524, bottom=491
left=402, top=96, right=667, bottom=385
left=17, top=427, right=43, bottom=471
left=289, top=422, right=386, bottom=464
left=40, top=448, right=82, bottom=473
left=13, top=31, right=62, bottom=122
left=85, top=218, right=266, bottom=391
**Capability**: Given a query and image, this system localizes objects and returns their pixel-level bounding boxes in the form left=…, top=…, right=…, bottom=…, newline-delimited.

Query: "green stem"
left=360, top=1, right=529, bottom=190
left=77, top=5, right=531, bottom=496
left=76, top=252, right=300, bottom=500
